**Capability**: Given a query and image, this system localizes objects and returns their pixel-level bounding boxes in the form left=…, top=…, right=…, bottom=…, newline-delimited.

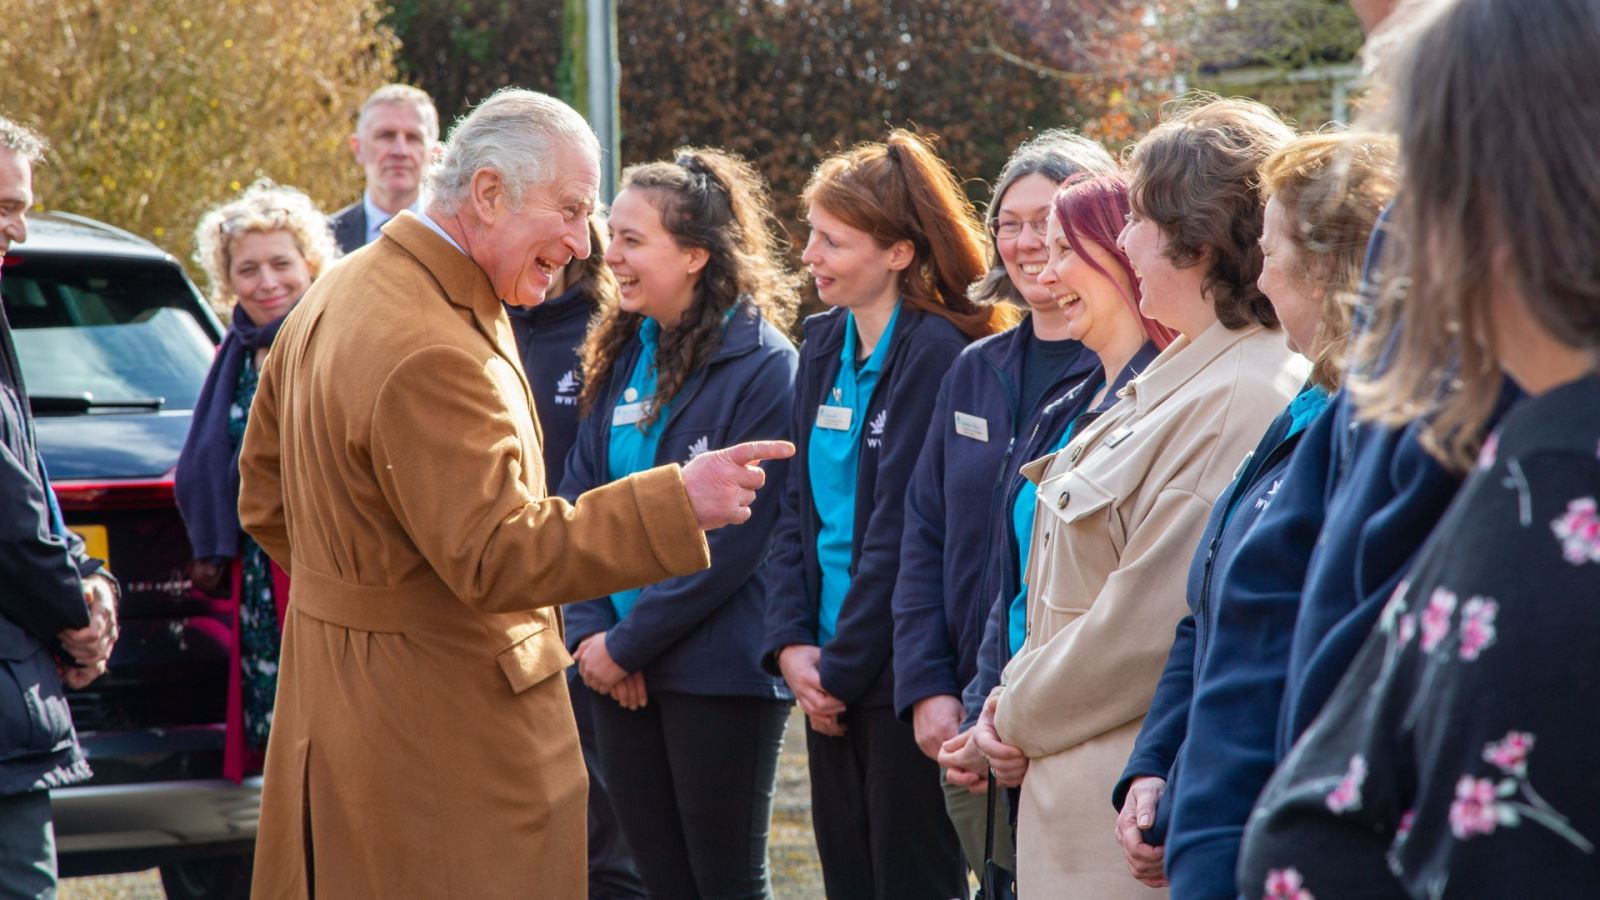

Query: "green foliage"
left=1, top=0, right=397, bottom=276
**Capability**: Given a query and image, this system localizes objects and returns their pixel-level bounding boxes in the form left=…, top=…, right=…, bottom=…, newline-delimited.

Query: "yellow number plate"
left=70, top=524, right=110, bottom=573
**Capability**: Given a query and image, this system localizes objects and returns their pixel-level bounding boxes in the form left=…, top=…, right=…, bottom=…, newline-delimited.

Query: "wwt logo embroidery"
left=554, top=369, right=580, bottom=406
left=684, top=435, right=710, bottom=464
left=866, top=410, right=887, bottom=449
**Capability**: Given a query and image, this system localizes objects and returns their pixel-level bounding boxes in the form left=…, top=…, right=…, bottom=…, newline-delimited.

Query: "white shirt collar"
left=364, top=192, right=422, bottom=244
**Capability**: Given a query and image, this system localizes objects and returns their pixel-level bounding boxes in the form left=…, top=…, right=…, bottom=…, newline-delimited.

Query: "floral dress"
left=1238, top=373, right=1600, bottom=898
left=230, top=354, right=280, bottom=750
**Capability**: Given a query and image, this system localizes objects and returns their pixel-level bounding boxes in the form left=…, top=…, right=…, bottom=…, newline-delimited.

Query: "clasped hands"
left=57, top=573, right=118, bottom=689
left=776, top=645, right=846, bottom=736
left=574, top=632, right=647, bottom=711
left=937, top=688, right=1028, bottom=793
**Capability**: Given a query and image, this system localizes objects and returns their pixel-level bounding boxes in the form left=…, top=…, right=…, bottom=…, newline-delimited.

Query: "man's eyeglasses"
left=991, top=218, right=1049, bottom=240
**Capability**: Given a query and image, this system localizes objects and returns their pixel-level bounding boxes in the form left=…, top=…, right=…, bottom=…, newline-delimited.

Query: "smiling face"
left=226, top=229, right=311, bottom=325
left=352, top=102, right=434, bottom=211
left=1258, top=197, right=1321, bottom=354
left=1037, top=212, right=1142, bottom=354
left=994, top=172, right=1059, bottom=312
left=605, top=187, right=705, bottom=328
left=473, top=139, right=600, bottom=308
left=799, top=202, right=908, bottom=312
left=1117, top=207, right=1213, bottom=340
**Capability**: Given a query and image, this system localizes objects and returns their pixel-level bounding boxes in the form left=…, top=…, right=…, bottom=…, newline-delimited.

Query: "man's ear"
left=470, top=169, right=504, bottom=226
left=348, top=132, right=362, bottom=161
left=885, top=238, right=915, bottom=273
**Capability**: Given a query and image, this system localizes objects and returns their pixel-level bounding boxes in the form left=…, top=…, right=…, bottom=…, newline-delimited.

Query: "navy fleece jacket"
left=560, top=302, right=797, bottom=698
left=891, top=317, right=1094, bottom=719
left=505, top=284, right=597, bottom=493
left=762, top=306, right=969, bottom=708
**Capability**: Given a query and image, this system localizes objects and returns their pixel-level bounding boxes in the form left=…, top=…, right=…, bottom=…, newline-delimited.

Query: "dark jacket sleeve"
left=819, top=334, right=966, bottom=706
left=1113, top=613, right=1197, bottom=820
left=1163, top=405, right=1337, bottom=899
left=961, top=582, right=1006, bottom=731
left=556, top=382, right=621, bottom=651
left=602, top=350, right=798, bottom=673
left=890, top=367, right=961, bottom=718
left=0, top=440, right=91, bottom=645
left=760, top=355, right=818, bottom=675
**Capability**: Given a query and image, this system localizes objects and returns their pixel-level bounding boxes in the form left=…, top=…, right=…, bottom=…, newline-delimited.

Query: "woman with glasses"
left=889, top=130, right=1115, bottom=887
left=176, top=180, right=338, bottom=782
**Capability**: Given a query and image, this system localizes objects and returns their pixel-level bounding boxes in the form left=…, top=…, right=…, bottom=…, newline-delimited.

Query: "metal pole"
left=586, top=0, right=621, bottom=203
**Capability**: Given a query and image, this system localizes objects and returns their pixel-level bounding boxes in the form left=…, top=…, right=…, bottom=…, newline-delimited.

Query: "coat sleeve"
left=1164, top=406, right=1335, bottom=896
left=890, top=367, right=961, bottom=718
left=360, top=345, right=709, bottom=614
left=819, top=335, right=965, bottom=706
left=602, top=349, right=798, bottom=674
left=995, top=486, right=1212, bottom=759
left=0, top=440, right=90, bottom=643
left=238, top=347, right=292, bottom=571
left=1113, top=612, right=1196, bottom=814
left=760, top=354, right=817, bottom=675
left=555, top=377, right=620, bottom=651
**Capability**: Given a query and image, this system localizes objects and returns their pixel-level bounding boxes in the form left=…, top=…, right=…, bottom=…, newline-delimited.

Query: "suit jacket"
left=994, top=321, right=1307, bottom=899
left=328, top=200, right=365, bottom=254
left=238, top=212, right=710, bottom=899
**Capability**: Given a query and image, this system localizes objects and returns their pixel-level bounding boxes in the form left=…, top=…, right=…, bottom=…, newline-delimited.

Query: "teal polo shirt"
left=606, top=318, right=675, bottom=620
left=808, top=302, right=901, bottom=645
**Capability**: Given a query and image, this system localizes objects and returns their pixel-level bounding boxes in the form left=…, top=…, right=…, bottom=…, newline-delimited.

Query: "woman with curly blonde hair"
left=176, top=179, right=338, bottom=782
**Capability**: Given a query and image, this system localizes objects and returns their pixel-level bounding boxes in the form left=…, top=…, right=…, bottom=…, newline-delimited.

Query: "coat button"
left=1056, top=492, right=1070, bottom=509
left=1069, top=445, right=1083, bottom=462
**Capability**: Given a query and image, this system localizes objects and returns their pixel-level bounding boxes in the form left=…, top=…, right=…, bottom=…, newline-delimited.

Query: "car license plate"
left=70, top=524, right=110, bottom=572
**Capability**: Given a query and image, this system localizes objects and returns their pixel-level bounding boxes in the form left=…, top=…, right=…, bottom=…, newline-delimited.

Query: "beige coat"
left=238, top=214, right=711, bottom=899
left=994, top=322, right=1308, bottom=898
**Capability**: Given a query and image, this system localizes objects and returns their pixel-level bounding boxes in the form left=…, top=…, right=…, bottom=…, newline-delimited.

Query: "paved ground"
left=62, top=708, right=828, bottom=899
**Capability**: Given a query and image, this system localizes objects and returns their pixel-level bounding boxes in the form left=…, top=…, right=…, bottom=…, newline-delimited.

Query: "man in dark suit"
left=0, top=114, right=119, bottom=897
left=328, top=84, right=440, bottom=253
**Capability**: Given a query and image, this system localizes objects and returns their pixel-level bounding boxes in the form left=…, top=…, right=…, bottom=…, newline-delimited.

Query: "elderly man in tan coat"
left=237, top=88, right=792, bottom=899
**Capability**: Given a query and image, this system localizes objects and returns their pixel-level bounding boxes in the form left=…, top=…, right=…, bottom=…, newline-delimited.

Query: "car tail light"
left=54, top=478, right=176, bottom=512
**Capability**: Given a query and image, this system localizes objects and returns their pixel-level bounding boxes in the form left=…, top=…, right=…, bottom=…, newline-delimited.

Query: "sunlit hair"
left=1125, top=94, right=1296, bottom=330
left=578, top=148, right=801, bottom=424
left=803, top=129, right=1021, bottom=338
left=428, top=88, right=598, bottom=217
left=970, top=130, right=1118, bottom=306
left=1352, top=0, right=1600, bottom=471
left=0, top=116, right=46, bottom=162
left=1259, top=131, right=1399, bottom=390
left=1052, top=174, right=1177, bottom=350
left=357, top=83, right=440, bottom=144
left=193, top=179, right=339, bottom=311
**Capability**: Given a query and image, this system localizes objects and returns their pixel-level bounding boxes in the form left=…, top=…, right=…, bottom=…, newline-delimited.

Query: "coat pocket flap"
left=1038, top=472, right=1116, bottom=526
left=495, top=627, right=574, bottom=694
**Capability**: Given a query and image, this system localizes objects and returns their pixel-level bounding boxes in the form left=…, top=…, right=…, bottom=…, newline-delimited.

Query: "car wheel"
left=159, top=852, right=253, bottom=900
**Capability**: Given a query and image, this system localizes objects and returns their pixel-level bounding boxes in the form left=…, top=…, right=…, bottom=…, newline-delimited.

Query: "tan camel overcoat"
left=995, top=322, right=1308, bottom=899
left=237, top=214, right=711, bottom=899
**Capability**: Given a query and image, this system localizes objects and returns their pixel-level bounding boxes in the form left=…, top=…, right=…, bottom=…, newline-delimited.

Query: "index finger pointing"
left=723, top=440, right=796, bottom=466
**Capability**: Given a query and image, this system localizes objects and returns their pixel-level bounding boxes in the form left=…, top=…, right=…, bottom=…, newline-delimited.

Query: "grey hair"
left=427, top=88, right=600, bottom=217
left=969, top=130, right=1118, bottom=305
left=0, top=116, right=47, bottom=163
left=357, top=83, right=440, bottom=143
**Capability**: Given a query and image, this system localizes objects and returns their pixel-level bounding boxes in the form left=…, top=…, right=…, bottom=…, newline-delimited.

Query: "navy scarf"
left=175, top=307, right=289, bottom=559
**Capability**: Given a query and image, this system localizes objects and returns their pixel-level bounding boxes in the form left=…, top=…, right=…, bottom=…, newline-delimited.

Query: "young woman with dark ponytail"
left=558, top=148, right=801, bottom=899
left=762, top=129, right=1016, bottom=898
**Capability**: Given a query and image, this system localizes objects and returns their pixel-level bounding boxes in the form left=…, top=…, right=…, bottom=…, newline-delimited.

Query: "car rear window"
left=1, top=255, right=216, bottom=410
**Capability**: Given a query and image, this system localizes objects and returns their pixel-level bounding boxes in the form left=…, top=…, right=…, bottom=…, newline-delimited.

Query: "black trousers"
left=0, top=790, right=55, bottom=899
left=589, top=688, right=790, bottom=900
left=570, top=672, right=649, bottom=899
left=805, top=705, right=968, bottom=900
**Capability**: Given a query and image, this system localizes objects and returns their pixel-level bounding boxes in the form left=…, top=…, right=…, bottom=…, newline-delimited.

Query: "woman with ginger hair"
left=762, top=129, right=1016, bottom=897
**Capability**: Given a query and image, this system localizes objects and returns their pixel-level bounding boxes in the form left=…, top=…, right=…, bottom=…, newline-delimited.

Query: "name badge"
left=1103, top=424, right=1135, bottom=448
left=816, top=405, right=853, bottom=431
left=612, top=402, right=647, bottom=427
left=953, top=411, right=989, bottom=442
